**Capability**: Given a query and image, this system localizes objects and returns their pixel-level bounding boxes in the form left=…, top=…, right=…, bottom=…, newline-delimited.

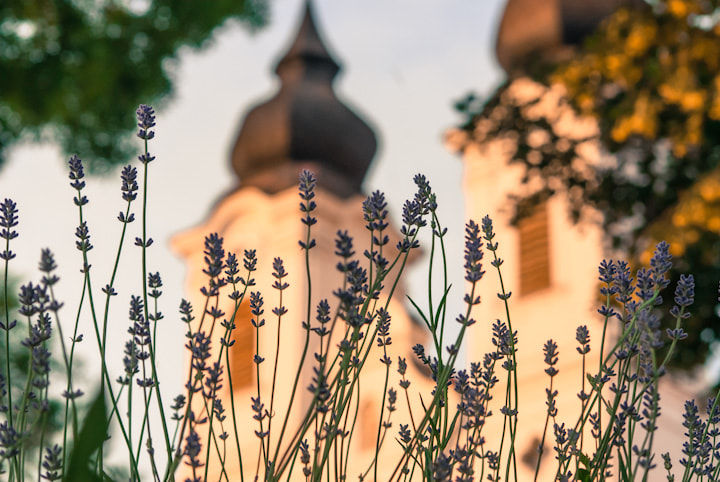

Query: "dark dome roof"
left=231, top=1, right=377, bottom=197
left=496, top=0, right=645, bottom=73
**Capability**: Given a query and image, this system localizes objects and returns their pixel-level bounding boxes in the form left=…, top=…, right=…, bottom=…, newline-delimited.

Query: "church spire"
left=230, top=0, right=377, bottom=197
left=274, top=1, right=340, bottom=80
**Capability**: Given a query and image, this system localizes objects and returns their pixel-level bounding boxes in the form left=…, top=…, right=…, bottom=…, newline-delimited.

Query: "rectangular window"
left=518, top=202, right=551, bottom=295
left=230, top=301, right=254, bottom=390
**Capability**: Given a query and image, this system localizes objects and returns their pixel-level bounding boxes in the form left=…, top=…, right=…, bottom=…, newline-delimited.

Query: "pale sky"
left=0, top=0, right=506, bottom=440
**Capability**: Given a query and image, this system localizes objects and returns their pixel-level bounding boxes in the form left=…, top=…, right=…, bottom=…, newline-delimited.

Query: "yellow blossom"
left=708, top=217, right=720, bottom=232
left=680, top=91, right=705, bottom=112
left=670, top=241, right=686, bottom=256
left=699, top=180, right=720, bottom=203
left=605, top=54, right=625, bottom=78
left=626, top=23, right=656, bottom=57
left=673, top=212, right=687, bottom=227
left=667, top=0, right=689, bottom=19
left=684, top=229, right=699, bottom=244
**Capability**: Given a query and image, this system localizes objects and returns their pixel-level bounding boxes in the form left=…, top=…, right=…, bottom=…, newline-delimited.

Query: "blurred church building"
left=174, top=0, right=697, bottom=480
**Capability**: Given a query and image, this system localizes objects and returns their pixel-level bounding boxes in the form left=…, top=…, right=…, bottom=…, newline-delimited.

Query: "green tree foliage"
left=454, top=0, right=720, bottom=371
left=0, top=0, right=268, bottom=172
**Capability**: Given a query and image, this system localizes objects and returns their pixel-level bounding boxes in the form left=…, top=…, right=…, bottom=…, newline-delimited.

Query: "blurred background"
left=7, top=1, right=720, bottom=477
left=0, top=0, right=504, bottom=426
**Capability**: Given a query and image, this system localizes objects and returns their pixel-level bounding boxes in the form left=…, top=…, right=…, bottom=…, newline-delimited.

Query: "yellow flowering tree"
left=455, top=0, right=720, bottom=371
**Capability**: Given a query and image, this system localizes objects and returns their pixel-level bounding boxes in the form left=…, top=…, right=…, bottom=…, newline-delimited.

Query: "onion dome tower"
left=230, top=0, right=377, bottom=197
left=174, top=3, right=430, bottom=480
left=496, top=0, right=645, bottom=74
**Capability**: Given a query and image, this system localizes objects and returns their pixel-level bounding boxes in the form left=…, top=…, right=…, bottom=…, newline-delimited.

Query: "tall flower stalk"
left=1, top=104, right=719, bottom=482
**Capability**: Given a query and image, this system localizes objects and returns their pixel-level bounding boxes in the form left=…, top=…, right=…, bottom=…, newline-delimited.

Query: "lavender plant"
left=0, top=105, right=718, bottom=482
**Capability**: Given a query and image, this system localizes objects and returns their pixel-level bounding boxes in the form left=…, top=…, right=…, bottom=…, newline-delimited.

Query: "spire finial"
left=275, top=0, right=340, bottom=80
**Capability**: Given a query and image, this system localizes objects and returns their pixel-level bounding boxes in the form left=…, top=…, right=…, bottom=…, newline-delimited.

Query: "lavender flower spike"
left=120, top=165, right=138, bottom=202
left=649, top=240, right=672, bottom=290
left=463, top=220, right=484, bottom=283
left=0, top=199, right=18, bottom=260
left=68, top=154, right=85, bottom=190
left=136, top=104, right=156, bottom=140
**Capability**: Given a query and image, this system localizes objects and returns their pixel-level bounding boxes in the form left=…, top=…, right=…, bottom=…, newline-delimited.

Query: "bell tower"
left=173, top=2, right=430, bottom=479
left=447, top=1, right=691, bottom=477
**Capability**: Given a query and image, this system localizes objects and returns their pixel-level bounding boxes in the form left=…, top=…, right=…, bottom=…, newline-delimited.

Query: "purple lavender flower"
left=614, top=260, right=635, bottom=306
left=363, top=192, right=390, bottom=268
left=240, top=249, right=257, bottom=288
left=312, top=299, right=331, bottom=338
left=300, top=439, right=311, bottom=476
left=120, top=165, right=138, bottom=202
left=398, top=357, right=411, bottom=389
left=0, top=421, right=21, bottom=458
left=68, top=155, right=89, bottom=207
left=250, top=396, right=267, bottom=425
left=137, top=151, right=155, bottom=164
left=431, top=452, right=452, bottom=481
left=308, top=366, right=330, bottom=410
left=636, top=267, right=656, bottom=304
left=649, top=240, right=672, bottom=290
left=136, top=377, right=155, bottom=388
left=463, top=220, right=484, bottom=283
left=598, top=259, right=617, bottom=288
left=363, top=191, right=389, bottom=233
left=413, top=174, right=436, bottom=211
left=117, top=340, right=139, bottom=386
left=0, top=198, right=18, bottom=245
left=249, top=291, right=264, bottom=319
left=136, top=104, right=156, bottom=140
left=18, top=282, right=44, bottom=317
left=30, top=346, right=51, bottom=388
left=680, top=399, right=712, bottom=475
left=183, top=428, right=204, bottom=470
left=413, top=344, right=428, bottom=366
left=400, top=199, right=425, bottom=230
left=376, top=308, right=392, bottom=347
left=148, top=272, right=162, bottom=299
left=386, top=387, right=397, bottom=414
left=41, top=444, right=62, bottom=481
left=398, top=424, right=412, bottom=444
left=38, top=249, right=59, bottom=288
left=202, top=233, right=225, bottom=280
left=397, top=197, right=426, bottom=252
left=68, top=155, right=85, bottom=190
left=271, top=257, right=289, bottom=291
left=334, top=230, right=355, bottom=272
left=333, top=261, right=367, bottom=327
left=670, top=273, right=694, bottom=321
left=641, top=388, right=660, bottom=433
left=298, top=170, right=318, bottom=246
left=224, top=252, right=240, bottom=287
left=170, top=394, right=186, bottom=421
left=576, top=325, right=591, bottom=355
left=204, top=361, right=223, bottom=398
left=188, top=331, right=211, bottom=376
left=481, top=215, right=497, bottom=251
left=179, top=299, right=194, bottom=325
left=74, top=222, right=92, bottom=252
left=543, top=339, right=559, bottom=376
